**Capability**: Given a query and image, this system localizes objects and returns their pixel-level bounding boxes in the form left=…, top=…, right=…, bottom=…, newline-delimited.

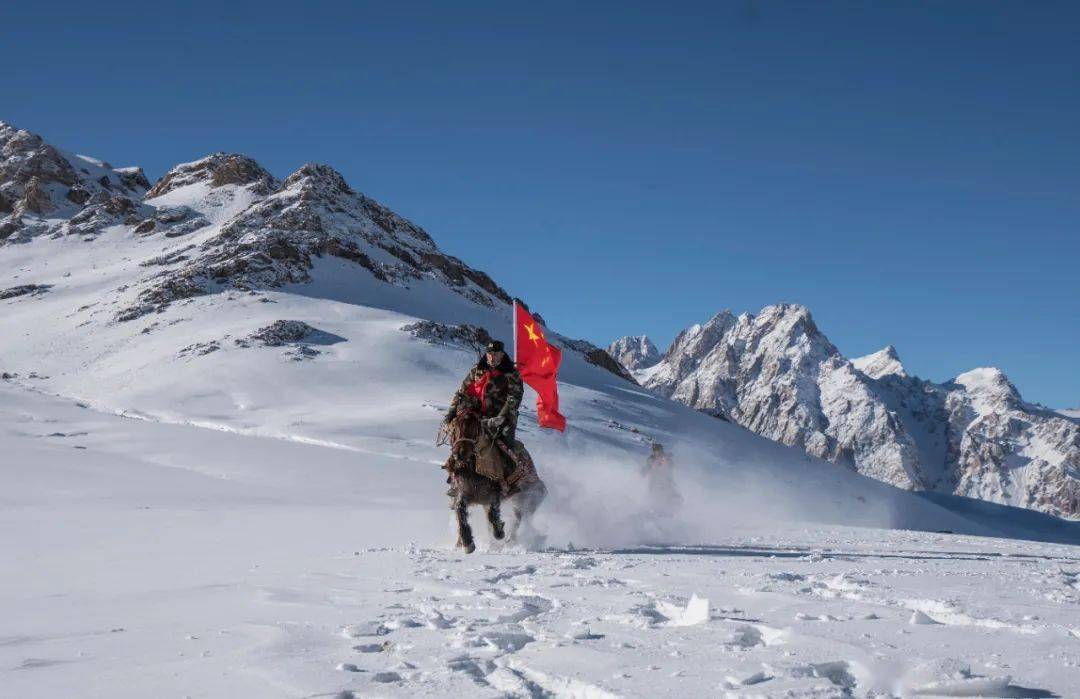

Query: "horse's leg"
left=509, top=481, right=547, bottom=546
left=507, top=494, right=524, bottom=543
left=453, top=486, right=475, bottom=554
left=486, top=496, right=505, bottom=540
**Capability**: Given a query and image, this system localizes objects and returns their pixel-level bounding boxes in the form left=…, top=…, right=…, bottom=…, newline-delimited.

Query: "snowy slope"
left=4, top=380, right=1080, bottom=698
left=1, top=120, right=1074, bottom=540
left=4, top=121, right=1080, bottom=697
left=0, top=120, right=981, bottom=539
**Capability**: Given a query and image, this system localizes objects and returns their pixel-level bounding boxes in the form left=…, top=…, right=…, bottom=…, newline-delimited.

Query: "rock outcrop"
left=145, top=153, right=277, bottom=199
left=608, top=335, right=661, bottom=371
left=120, top=162, right=510, bottom=320
left=0, top=121, right=148, bottom=241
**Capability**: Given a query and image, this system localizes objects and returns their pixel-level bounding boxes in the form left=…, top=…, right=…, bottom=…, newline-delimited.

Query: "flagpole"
left=512, top=299, right=518, bottom=365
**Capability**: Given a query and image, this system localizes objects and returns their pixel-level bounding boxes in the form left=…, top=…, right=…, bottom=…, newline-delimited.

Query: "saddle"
left=438, top=410, right=530, bottom=493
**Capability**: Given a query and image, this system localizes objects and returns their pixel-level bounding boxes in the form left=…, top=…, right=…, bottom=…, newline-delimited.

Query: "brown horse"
left=438, top=410, right=546, bottom=553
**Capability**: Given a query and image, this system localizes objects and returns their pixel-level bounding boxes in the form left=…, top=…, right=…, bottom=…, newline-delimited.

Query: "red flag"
left=514, top=300, right=566, bottom=432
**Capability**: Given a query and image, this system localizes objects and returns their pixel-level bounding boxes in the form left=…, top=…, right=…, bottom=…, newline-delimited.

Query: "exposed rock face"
left=145, top=153, right=278, bottom=199
left=608, top=335, right=661, bottom=371
left=3, top=123, right=512, bottom=326
left=643, top=305, right=1080, bottom=518
left=241, top=320, right=321, bottom=347
left=560, top=338, right=638, bottom=384
left=119, top=162, right=511, bottom=320
left=645, top=305, right=922, bottom=489
left=116, top=166, right=151, bottom=192
left=870, top=367, right=1080, bottom=519
left=235, top=320, right=345, bottom=350
left=402, top=320, right=492, bottom=354
left=1, top=283, right=52, bottom=300
left=0, top=121, right=148, bottom=241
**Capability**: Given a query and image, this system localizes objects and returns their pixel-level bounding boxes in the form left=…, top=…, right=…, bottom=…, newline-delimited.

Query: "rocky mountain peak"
left=760, top=302, right=812, bottom=320
left=115, top=167, right=151, bottom=192
left=639, top=305, right=1080, bottom=518
left=951, top=367, right=1021, bottom=403
left=607, top=335, right=661, bottom=371
left=669, top=310, right=736, bottom=358
left=119, top=148, right=507, bottom=320
left=1, top=122, right=148, bottom=241
left=269, top=163, right=437, bottom=251
left=853, top=345, right=908, bottom=379
left=280, top=163, right=352, bottom=197
left=146, top=153, right=277, bottom=199
left=754, top=303, right=823, bottom=341
left=1, top=124, right=78, bottom=216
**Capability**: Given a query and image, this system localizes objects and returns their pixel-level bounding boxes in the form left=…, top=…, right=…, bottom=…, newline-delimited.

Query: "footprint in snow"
left=560, top=556, right=599, bottom=570
left=425, top=609, right=455, bottom=629
left=492, top=595, right=554, bottom=625
left=468, top=631, right=534, bottom=653
left=798, top=660, right=860, bottom=691
left=726, top=625, right=765, bottom=649
left=794, top=612, right=850, bottom=622
left=483, top=565, right=537, bottom=584
left=447, top=655, right=496, bottom=683
left=342, top=621, right=390, bottom=638
left=723, top=669, right=773, bottom=687
left=768, top=572, right=807, bottom=582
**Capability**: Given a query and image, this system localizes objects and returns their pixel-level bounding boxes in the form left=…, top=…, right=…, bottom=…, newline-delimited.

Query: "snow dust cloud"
left=514, top=435, right=916, bottom=550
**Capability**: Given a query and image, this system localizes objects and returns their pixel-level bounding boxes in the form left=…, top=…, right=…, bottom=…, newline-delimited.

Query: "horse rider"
left=643, top=442, right=682, bottom=512
left=443, top=340, right=523, bottom=447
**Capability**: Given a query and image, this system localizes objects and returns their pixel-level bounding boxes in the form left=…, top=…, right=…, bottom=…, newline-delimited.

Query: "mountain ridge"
left=630, top=304, right=1080, bottom=519
left=3, top=119, right=1076, bottom=524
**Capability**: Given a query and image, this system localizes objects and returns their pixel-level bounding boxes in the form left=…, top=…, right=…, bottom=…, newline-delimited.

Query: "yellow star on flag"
left=525, top=322, right=543, bottom=346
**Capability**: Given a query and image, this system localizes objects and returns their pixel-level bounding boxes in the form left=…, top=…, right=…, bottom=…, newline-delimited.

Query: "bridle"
left=436, top=409, right=482, bottom=454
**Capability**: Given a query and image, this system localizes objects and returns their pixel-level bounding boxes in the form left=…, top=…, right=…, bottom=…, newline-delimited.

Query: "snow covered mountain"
left=4, top=120, right=1080, bottom=698
left=607, top=335, right=661, bottom=371
left=851, top=344, right=907, bottom=379
left=635, top=304, right=1080, bottom=519
left=1, top=122, right=149, bottom=241
left=0, top=118, right=1049, bottom=534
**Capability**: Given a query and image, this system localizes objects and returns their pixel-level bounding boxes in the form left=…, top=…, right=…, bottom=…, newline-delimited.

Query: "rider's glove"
left=484, top=415, right=506, bottom=432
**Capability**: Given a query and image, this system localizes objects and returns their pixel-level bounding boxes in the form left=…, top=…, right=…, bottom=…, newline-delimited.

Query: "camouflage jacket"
left=449, top=357, right=524, bottom=424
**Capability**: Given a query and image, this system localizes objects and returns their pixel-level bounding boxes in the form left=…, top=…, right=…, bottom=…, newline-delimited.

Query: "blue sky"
left=3, top=1, right=1078, bottom=406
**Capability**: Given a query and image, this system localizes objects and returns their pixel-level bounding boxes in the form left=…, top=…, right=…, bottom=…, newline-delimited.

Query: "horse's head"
left=449, top=409, right=481, bottom=463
